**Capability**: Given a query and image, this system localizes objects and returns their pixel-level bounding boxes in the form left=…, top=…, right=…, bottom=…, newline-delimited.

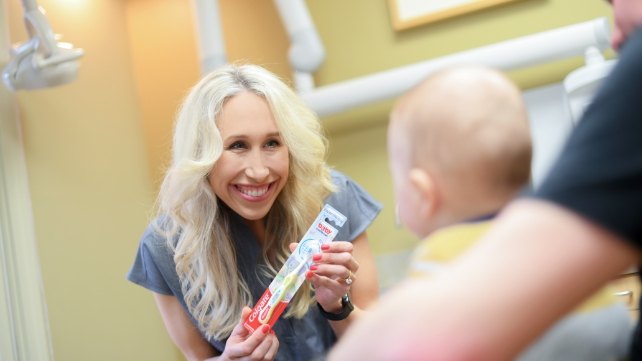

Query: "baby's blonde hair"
left=392, top=66, right=532, bottom=209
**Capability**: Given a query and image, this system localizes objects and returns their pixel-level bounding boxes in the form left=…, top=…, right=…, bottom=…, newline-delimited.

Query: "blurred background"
left=1, top=0, right=613, bottom=360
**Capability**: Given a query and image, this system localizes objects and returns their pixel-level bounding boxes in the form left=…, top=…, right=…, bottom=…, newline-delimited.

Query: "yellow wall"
left=5, top=0, right=613, bottom=359
left=127, top=0, right=613, bottom=257
left=309, top=0, right=613, bottom=255
left=123, top=0, right=616, bottom=321
left=7, top=0, right=179, bottom=360
left=314, top=0, right=613, bottom=133
left=125, top=0, right=292, bottom=190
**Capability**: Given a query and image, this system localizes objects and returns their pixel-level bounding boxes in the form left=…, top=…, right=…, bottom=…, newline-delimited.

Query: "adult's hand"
left=218, top=307, right=279, bottom=361
left=291, top=241, right=357, bottom=312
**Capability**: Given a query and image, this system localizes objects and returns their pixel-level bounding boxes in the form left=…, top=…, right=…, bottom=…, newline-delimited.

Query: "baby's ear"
left=409, top=168, right=438, bottom=218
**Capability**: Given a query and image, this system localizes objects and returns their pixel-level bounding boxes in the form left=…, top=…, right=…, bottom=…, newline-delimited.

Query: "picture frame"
left=388, top=0, right=523, bottom=30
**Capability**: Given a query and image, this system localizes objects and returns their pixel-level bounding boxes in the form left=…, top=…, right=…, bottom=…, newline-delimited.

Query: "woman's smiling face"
left=208, top=91, right=289, bottom=222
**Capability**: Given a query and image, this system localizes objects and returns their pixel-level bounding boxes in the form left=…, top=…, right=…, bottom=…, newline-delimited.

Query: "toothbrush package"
left=243, top=204, right=347, bottom=332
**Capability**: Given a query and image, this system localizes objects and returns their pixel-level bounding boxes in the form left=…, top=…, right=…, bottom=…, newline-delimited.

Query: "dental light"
left=2, top=0, right=84, bottom=91
left=272, top=0, right=325, bottom=92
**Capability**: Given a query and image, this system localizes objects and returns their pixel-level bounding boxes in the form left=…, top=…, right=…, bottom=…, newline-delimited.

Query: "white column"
left=0, top=0, right=54, bottom=360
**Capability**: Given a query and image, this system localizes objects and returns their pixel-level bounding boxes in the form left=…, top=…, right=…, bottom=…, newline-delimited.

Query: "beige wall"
left=309, top=0, right=611, bottom=256
left=5, top=0, right=613, bottom=359
left=128, top=0, right=612, bottom=257
left=7, top=0, right=179, bottom=360
left=125, top=0, right=292, bottom=190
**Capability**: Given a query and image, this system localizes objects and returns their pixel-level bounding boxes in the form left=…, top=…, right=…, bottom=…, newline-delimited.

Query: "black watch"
left=317, top=293, right=354, bottom=321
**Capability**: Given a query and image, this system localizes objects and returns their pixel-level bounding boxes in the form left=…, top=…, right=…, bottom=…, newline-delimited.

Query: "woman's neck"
left=244, top=218, right=266, bottom=245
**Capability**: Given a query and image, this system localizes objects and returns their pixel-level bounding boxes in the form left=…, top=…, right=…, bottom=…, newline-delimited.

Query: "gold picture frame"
left=388, top=0, right=523, bottom=30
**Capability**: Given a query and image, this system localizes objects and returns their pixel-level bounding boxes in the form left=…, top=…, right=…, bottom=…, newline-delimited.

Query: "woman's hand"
left=291, top=241, right=359, bottom=312
left=218, top=307, right=279, bottom=361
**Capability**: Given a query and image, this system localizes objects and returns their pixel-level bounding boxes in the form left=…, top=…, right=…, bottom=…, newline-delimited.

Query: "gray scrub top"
left=127, top=170, right=382, bottom=361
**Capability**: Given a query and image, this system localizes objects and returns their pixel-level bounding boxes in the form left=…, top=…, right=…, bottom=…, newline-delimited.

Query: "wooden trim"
left=388, top=0, right=524, bottom=30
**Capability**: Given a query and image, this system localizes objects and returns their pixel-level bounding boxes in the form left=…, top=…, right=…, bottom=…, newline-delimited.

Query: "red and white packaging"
left=243, top=204, right=347, bottom=332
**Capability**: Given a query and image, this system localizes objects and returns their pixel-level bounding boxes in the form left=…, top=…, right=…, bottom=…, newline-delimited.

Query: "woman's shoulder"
left=330, top=168, right=348, bottom=183
left=329, top=169, right=360, bottom=192
left=325, top=169, right=382, bottom=241
left=139, top=217, right=175, bottom=253
left=328, top=169, right=379, bottom=206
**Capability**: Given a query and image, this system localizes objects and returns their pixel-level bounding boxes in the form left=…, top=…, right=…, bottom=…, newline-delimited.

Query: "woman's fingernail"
left=306, top=271, right=314, bottom=279
left=313, top=254, right=322, bottom=261
left=310, top=264, right=318, bottom=271
left=321, top=244, right=330, bottom=251
left=262, top=324, right=270, bottom=334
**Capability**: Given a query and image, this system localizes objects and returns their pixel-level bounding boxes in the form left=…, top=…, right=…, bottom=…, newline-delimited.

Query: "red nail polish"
left=313, top=254, right=322, bottom=261
left=310, top=264, right=318, bottom=271
left=306, top=271, right=314, bottom=279
left=262, top=324, right=270, bottom=334
left=321, top=244, right=330, bottom=251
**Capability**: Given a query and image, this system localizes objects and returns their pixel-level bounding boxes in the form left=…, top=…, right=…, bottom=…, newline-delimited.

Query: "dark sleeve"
left=126, top=224, right=176, bottom=295
left=532, top=29, right=642, bottom=247
left=325, top=170, right=383, bottom=242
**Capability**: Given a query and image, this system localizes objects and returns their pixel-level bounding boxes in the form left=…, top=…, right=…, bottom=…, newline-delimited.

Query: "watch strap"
left=317, top=293, right=354, bottom=321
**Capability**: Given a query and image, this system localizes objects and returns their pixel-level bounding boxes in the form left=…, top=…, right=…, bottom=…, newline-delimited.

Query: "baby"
left=388, top=66, right=633, bottom=361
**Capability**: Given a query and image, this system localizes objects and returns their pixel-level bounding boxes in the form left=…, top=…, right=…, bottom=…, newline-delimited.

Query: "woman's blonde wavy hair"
left=155, top=64, right=336, bottom=340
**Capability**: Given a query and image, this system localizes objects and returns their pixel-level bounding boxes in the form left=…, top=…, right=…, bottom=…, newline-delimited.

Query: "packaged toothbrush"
left=243, top=204, right=347, bottom=332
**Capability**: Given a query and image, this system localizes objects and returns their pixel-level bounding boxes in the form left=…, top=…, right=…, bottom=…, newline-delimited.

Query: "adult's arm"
left=349, top=231, right=380, bottom=310
left=153, top=293, right=218, bottom=361
left=329, top=199, right=639, bottom=361
left=305, top=231, right=380, bottom=338
left=330, top=231, right=380, bottom=337
left=153, top=294, right=280, bottom=361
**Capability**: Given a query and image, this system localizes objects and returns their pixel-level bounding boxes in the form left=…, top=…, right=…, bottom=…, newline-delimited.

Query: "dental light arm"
left=2, top=0, right=84, bottom=91
left=272, top=0, right=325, bottom=92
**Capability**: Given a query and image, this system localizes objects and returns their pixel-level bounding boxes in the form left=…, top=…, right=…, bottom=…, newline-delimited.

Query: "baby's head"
left=388, top=66, right=532, bottom=237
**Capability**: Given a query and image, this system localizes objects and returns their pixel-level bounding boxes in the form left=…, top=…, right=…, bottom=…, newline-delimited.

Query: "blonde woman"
left=127, top=64, right=381, bottom=361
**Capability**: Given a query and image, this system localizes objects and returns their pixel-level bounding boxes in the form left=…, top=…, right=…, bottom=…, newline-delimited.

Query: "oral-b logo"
left=248, top=291, right=271, bottom=323
left=316, top=222, right=333, bottom=236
